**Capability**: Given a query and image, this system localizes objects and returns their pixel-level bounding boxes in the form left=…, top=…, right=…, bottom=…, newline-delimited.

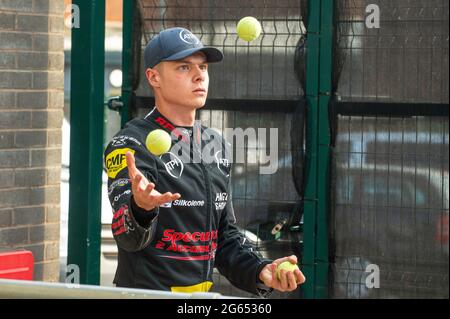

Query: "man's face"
left=148, top=52, right=209, bottom=110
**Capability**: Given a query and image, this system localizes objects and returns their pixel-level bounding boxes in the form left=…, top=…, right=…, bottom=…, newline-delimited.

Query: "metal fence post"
left=120, top=0, right=134, bottom=127
left=303, top=0, right=333, bottom=298
left=68, top=0, right=105, bottom=285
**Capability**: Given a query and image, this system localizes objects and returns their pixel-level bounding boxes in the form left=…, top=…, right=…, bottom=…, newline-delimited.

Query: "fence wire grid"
left=331, top=0, right=449, bottom=298
left=128, top=0, right=449, bottom=298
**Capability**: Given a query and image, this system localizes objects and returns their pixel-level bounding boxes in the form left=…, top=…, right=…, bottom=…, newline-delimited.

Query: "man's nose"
left=192, top=66, right=205, bottom=82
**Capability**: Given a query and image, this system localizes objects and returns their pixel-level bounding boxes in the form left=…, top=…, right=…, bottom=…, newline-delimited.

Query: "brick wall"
left=0, top=0, right=65, bottom=281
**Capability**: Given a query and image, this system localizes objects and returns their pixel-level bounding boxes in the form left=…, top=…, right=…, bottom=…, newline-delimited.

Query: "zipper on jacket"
left=200, top=163, right=212, bottom=285
left=194, top=123, right=213, bottom=289
left=195, top=130, right=212, bottom=286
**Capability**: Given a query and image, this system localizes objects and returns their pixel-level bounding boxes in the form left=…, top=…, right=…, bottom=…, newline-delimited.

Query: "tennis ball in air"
left=145, top=129, right=171, bottom=156
left=276, top=261, right=299, bottom=280
left=237, top=16, right=262, bottom=42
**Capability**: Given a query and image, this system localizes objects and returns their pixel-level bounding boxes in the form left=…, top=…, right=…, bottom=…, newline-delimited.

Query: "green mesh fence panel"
left=331, top=0, right=449, bottom=298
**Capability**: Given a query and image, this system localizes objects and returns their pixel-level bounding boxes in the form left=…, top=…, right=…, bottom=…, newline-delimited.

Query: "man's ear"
left=146, top=67, right=161, bottom=88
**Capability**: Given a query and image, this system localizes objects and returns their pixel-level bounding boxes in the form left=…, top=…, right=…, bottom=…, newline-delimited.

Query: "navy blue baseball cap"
left=144, top=27, right=223, bottom=69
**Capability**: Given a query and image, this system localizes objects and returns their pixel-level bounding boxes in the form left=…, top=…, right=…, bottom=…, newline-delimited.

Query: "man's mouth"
left=193, top=88, right=207, bottom=95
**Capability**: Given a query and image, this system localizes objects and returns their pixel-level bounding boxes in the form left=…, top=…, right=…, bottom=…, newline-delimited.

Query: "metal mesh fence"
left=134, top=0, right=306, bottom=298
left=331, top=0, right=449, bottom=298
left=129, top=0, right=449, bottom=298
left=336, top=0, right=449, bottom=103
left=199, top=109, right=302, bottom=298
left=134, top=0, right=306, bottom=102
left=331, top=115, right=449, bottom=298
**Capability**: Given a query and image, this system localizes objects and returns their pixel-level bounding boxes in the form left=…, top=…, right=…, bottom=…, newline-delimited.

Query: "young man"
left=104, top=27, right=305, bottom=296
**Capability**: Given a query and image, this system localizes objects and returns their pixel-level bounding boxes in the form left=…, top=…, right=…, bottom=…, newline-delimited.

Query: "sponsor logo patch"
left=160, top=201, right=172, bottom=208
left=111, top=135, right=142, bottom=147
left=161, top=152, right=184, bottom=179
left=155, top=229, right=217, bottom=260
left=154, top=117, right=188, bottom=142
left=215, top=150, right=230, bottom=177
left=179, top=29, right=200, bottom=45
left=108, top=178, right=130, bottom=195
left=106, top=148, right=134, bottom=178
left=113, top=189, right=131, bottom=204
left=214, top=192, right=228, bottom=211
left=112, top=205, right=134, bottom=236
left=160, top=199, right=205, bottom=208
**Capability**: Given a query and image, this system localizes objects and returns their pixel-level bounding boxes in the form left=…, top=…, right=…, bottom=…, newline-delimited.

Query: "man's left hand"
left=258, top=255, right=306, bottom=292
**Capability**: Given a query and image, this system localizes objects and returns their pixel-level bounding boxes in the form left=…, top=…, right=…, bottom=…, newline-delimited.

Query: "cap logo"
left=179, top=29, right=200, bottom=45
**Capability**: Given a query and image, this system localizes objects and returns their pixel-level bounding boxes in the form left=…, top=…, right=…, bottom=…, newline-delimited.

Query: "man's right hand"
left=126, top=151, right=181, bottom=211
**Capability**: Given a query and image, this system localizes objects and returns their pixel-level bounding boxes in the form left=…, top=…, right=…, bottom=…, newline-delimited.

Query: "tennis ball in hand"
left=145, top=129, right=171, bottom=156
left=276, top=261, right=300, bottom=280
left=237, top=16, right=262, bottom=42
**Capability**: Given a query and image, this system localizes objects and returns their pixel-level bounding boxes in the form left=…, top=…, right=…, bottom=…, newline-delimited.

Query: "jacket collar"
left=144, top=106, right=202, bottom=145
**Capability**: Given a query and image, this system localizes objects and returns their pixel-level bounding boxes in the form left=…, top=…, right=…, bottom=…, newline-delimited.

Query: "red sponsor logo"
left=155, top=117, right=188, bottom=142
left=112, top=205, right=128, bottom=236
left=113, top=205, right=127, bottom=220
left=113, top=227, right=126, bottom=236
left=155, top=229, right=218, bottom=260
left=161, top=229, right=218, bottom=244
left=112, top=218, right=124, bottom=230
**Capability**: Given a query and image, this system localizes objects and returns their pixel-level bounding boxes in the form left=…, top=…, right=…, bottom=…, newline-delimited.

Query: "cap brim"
left=162, top=47, right=223, bottom=64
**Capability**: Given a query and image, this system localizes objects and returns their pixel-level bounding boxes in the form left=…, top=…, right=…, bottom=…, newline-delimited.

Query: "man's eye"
left=200, top=65, right=208, bottom=71
left=178, top=65, right=189, bottom=70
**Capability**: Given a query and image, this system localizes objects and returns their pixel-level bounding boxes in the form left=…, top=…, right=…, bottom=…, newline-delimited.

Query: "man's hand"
left=126, top=151, right=180, bottom=211
left=258, top=255, right=306, bottom=292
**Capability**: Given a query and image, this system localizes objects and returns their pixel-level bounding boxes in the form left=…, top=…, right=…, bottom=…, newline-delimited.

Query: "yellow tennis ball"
left=237, top=16, right=262, bottom=42
left=276, top=261, right=299, bottom=280
left=145, top=129, right=171, bottom=156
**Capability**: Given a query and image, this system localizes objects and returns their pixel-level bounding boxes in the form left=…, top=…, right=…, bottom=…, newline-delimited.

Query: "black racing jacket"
left=104, top=107, right=272, bottom=295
